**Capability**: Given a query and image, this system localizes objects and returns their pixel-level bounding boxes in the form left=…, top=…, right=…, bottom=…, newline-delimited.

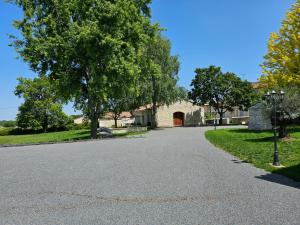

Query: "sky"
left=0, top=0, right=296, bottom=120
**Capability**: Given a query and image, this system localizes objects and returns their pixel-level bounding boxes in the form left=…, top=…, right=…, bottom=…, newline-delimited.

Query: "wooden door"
left=173, top=112, right=184, bottom=127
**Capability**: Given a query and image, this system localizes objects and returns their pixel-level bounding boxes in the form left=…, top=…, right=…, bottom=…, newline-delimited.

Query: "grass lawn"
left=205, top=127, right=300, bottom=181
left=0, top=129, right=147, bottom=146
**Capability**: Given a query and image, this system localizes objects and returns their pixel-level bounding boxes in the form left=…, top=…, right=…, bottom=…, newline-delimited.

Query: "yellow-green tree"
left=260, top=0, right=300, bottom=88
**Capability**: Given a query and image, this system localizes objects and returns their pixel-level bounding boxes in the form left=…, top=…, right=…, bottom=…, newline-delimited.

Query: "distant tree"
left=105, top=97, right=132, bottom=128
left=189, top=66, right=258, bottom=125
left=9, top=0, right=155, bottom=138
left=138, top=33, right=181, bottom=128
left=15, top=76, right=68, bottom=132
left=0, top=120, right=16, bottom=128
left=260, top=0, right=300, bottom=88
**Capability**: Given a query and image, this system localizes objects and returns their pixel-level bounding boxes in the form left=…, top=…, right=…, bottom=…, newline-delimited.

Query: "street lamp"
left=265, top=90, right=285, bottom=166
left=214, top=111, right=217, bottom=130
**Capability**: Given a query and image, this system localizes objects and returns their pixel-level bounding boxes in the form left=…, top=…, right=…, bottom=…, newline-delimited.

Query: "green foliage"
left=0, top=128, right=14, bottom=136
left=0, top=120, right=16, bottom=127
left=137, top=33, right=181, bottom=128
left=66, top=122, right=90, bottom=131
left=260, top=0, right=300, bottom=88
left=280, top=87, right=300, bottom=121
left=205, top=128, right=300, bottom=181
left=189, top=66, right=259, bottom=124
left=204, top=112, right=214, bottom=120
left=9, top=0, right=156, bottom=138
left=104, top=97, right=133, bottom=128
left=15, top=76, right=69, bottom=132
left=262, top=86, right=300, bottom=137
left=69, top=115, right=83, bottom=120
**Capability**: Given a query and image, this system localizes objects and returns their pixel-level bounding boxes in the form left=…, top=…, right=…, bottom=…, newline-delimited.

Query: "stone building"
left=74, top=112, right=134, bottom=128
left=133, top=101, right=205, bottom=127
left=203, top=104, right=250, bottom=125
left=74, top=100, right=204, bottom=128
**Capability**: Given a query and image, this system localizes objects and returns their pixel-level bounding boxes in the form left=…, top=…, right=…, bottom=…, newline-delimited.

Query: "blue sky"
left=0, top=0, right=295, bottom=120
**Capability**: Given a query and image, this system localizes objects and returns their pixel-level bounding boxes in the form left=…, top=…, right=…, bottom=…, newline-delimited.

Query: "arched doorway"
left=173, top=112, right=185, bottom=127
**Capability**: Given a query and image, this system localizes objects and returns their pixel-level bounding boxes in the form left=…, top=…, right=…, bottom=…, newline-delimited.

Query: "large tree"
left=260, top=0, right=300, bottom=88
left=189, top=66, right=258, bottom=125
left=9, top=0, right=154, bottom=138
left=15, top=76, right=68, bottom=132
left=138, top=33, right=181, bottom=128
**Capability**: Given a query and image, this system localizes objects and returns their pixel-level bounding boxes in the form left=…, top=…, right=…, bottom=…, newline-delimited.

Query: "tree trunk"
left=114, top=118, right=118, bottom=128
left=218, top=112, right=223, bottom=125
left=90, top=116, right=98, bottom=139
left=151, top=75, right=158, bottom=129
left=42, top=124, right=48, bottom=133
left=42, top=116, right=48, bottom=133
left=279, top=125, right=288, bottom=138
left=87, top=98, right=102, bottom=139
left=151, top=103, right=157, bottom=129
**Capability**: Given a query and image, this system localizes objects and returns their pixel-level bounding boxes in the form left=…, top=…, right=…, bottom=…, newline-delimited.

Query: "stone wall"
left=156, top=101, right=205, bottom=127
left=248, top=103, right=272, bottom=131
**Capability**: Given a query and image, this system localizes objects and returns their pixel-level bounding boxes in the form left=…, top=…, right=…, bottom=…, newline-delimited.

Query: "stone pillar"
left=248, top=103, right=272, bottom=131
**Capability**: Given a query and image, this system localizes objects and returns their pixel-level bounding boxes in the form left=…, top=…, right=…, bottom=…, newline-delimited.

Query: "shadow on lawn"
left=228, top=126, right=300, bottom=135
left=227, top=129, right=268, bottom=134
left=76, top=130, right=90, bottom=135
left=244, top=136, right=274, bottom=143
left=255, top=164, right=300, bottom=189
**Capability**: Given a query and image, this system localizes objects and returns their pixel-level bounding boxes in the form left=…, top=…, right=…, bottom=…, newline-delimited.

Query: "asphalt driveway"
left=0, top=127, right=299, bottom=225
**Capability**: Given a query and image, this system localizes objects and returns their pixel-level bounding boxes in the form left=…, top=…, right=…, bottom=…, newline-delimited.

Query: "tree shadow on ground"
left=244, top=136, right=274, bottom=143
left=255, top=164, right=300, bottom=189
left=231, top=159, right=249, bottom=164
left=151, top=128, right=165, bottom=131
left=227, top=129, right=269, bottom=134
left=76, top=130, right=90, bottom=135
left=227, top=126, right=300, bottom=135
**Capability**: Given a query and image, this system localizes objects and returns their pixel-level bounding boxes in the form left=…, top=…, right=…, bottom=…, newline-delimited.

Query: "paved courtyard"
left=0, top=127, right=299, bottom=225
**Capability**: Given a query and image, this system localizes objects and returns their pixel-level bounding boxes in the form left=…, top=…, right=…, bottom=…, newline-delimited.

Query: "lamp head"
left=279, top=90, right=285, bottom=101
left=265, top=92, right=271, bottom=98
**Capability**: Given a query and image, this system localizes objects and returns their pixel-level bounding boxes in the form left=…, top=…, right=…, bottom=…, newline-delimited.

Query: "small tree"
left=105, top=97, right=132, bottom=128
left=138, top=33, right=181, bottom=128
left=264, top=86, right=300, bottom=138
left=15, top=76, right=68, bottom=132
left=189, top=66, right=258, bottom=125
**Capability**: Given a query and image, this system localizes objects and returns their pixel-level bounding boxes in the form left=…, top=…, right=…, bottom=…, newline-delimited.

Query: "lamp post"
left=265, top=90, right=285, bottom=166
left=214, top=111, right=217, bottom=130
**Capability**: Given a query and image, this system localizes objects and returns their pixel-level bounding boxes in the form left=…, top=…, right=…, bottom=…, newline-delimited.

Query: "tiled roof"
left=104, top=111, right=133, bottom=119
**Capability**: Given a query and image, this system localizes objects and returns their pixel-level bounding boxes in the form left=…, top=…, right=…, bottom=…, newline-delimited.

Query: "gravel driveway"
left=0, top=127, right=299, bottom=225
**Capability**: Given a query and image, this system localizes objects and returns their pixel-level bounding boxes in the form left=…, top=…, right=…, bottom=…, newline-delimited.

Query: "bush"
left=66, top=123, right=90, bottom=131
left=0, top=128, right=14, bottom=136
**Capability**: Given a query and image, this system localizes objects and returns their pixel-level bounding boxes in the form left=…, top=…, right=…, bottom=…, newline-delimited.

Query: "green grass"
left=205, top=127, right=300, bottom=181
left=0, top=129, right=91, bottom=145
left=0, top=129, right=148, bottom=146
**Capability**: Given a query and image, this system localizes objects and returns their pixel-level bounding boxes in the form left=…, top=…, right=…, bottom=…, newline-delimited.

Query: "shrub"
left=0, top=128, right=13, bottom=136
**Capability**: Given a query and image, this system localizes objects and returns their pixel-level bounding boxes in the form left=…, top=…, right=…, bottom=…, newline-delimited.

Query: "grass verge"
left=205, top=127, right=300, bottom=181
left=0, top=129, right=147, bottom=146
